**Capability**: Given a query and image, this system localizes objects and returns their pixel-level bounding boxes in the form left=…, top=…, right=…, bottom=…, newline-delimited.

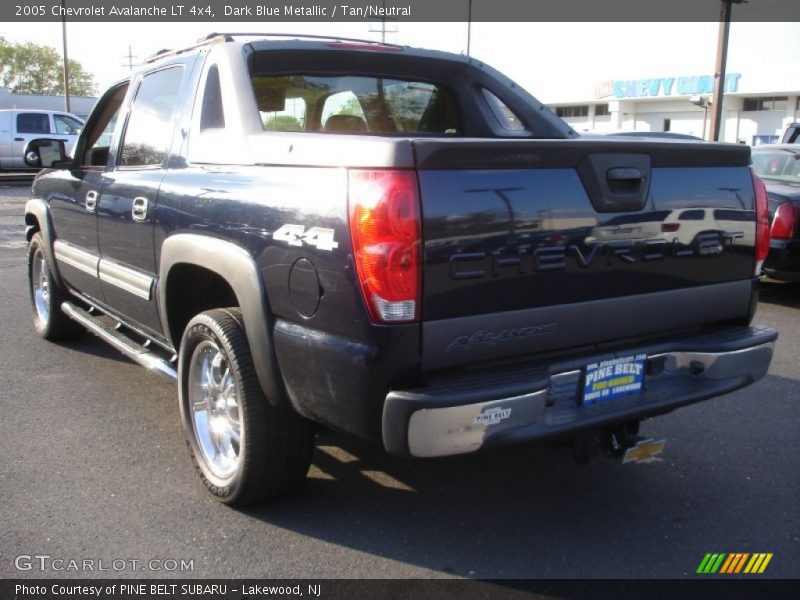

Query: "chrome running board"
left=61, top=301, right=177, bottom=381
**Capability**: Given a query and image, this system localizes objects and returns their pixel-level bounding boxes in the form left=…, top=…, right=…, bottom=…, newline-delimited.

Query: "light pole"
left=690, top=95, right=712, bottom=140
left=61, top=0, right=70, bottom=113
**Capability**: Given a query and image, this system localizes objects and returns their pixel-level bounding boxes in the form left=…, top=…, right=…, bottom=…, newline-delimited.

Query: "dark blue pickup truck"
left=24, top=34, right=777, bottom=505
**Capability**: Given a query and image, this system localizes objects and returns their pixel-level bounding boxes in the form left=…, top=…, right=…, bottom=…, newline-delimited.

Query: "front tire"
left=27, top=232, right=83, bottom=341
left=178, top=308, right=314, bottom=505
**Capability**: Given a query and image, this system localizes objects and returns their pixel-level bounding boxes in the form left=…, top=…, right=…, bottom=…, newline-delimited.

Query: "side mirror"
left=24, top=139, right=70, bottom=169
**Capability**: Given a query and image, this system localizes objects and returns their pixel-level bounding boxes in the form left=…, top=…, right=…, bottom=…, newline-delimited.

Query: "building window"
left=595, top=103, right=610, bottom=116
left=742, top=96, right=789, bottom=112
left=556, top=105, right=589, bottom=118
left=663, top=118, right=671, bottom=132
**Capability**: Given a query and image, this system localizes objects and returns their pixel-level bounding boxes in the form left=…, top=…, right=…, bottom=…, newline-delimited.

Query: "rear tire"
left=27, top=232, right=83, bottom=341
left=178, top=308, right=314, bottom=505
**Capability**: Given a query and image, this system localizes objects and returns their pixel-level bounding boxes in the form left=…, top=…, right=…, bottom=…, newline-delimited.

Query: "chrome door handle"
left=85, top=190, right=97, bottom=212
left=132, top=196, right=149, bottom=222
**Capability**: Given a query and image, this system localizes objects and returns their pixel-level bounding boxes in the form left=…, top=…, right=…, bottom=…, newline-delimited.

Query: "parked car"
left=751, top=144, right=800, bottom=281
left=781, top=123, right=799, bottom=144
left=23, top=34, right=777, bottom=505
left=0, top=109, right=84, bottom=170
left=585, top=207, right=754, bottom=250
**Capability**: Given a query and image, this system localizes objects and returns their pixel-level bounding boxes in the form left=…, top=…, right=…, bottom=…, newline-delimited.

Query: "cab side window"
left=80, top=82, right=129, bottom=168
left=119, top=67, right=183, bottom=167
left=54, top=114, right=83, bottom=135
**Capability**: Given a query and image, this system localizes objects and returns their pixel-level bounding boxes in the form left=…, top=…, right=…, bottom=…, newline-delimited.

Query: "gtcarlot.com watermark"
left=14, top=554, right=194, bottom=572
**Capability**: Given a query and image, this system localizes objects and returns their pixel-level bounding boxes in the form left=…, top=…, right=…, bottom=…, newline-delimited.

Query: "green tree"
left=0, top=36, right=96, bottom=96
left=263, top=114, right=303, bottom=132
left=338, top=95, right=364, bottom=118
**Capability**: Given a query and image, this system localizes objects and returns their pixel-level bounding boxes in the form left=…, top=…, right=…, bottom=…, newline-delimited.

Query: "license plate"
left=583, top=353, right=646, bottom=406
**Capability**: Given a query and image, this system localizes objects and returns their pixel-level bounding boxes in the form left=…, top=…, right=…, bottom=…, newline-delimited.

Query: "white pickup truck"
left=0, top=109, right=83, bottom=170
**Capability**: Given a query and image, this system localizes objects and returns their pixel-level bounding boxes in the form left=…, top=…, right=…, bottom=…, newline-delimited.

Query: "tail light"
left=771, top=202, right=798, bottom=240
left=661, top=223, right=680, bottom=233
left=348, top=170, right=421, bottom=323
left=751, top=168, right=770, bottom=276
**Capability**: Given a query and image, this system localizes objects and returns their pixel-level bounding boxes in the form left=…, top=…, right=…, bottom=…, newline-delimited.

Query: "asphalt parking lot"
left=0, top=183, right=798, bottom=580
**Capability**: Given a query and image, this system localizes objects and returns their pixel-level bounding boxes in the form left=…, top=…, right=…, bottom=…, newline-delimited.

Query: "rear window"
left=17, top=113, right=51, bottom=134
left=250, top=74, right=459, bottom=135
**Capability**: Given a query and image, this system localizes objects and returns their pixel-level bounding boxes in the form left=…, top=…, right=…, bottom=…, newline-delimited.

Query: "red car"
left=752, top=144, right=800, bottom=281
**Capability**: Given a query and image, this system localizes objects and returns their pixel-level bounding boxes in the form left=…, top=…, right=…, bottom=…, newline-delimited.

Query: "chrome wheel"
left=31, top=248, right=50, bottom=324
left=187, top=340, right=242, bottom=479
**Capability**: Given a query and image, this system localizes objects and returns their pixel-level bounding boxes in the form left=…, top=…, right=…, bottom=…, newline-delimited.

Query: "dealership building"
left=546, top=70, right=799, bottom=145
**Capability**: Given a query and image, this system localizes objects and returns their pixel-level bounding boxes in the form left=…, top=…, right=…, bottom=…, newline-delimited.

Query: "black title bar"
left=4, top=0, right=799, bottom=23
left=3, top=579, right=800, bottom=600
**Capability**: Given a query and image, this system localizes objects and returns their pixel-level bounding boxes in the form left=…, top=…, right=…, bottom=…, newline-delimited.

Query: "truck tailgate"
left=414, top=139, right=756, bottom=369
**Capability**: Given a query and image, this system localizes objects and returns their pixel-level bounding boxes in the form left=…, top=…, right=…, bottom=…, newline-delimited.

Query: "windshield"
left=751, top=148, right=800, bottom=183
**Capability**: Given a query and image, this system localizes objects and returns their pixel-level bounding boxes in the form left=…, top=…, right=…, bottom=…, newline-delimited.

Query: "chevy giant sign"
left=595, top=73, right=741, bottom=99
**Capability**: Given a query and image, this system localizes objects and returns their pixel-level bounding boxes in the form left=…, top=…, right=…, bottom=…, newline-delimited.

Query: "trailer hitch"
left=571, top=420, right=664, bottom=464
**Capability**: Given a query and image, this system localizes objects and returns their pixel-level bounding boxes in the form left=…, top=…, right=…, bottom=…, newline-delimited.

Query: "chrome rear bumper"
left=383, top=325, right=777, bottom=458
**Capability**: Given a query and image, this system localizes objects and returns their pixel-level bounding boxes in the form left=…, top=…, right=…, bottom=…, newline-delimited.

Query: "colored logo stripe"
left=744, top=553, right=773, bottom=574
left=697, top=553, right=726, bottom=573
left=720, top=553, right=748, bottom=573
left=697, top=552, right=773, bottom=574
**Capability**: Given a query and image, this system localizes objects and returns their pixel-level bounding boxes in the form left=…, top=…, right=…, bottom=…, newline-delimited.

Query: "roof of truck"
left=144, top=32, right=467, bottom=65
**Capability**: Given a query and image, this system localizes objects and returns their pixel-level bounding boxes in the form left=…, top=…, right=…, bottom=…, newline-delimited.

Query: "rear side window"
left=120, top=66, right=183, bottom=167
left=17, top=113, right=51, bottom=134
left=250, top=74, right=459, bottom=135
left=200, top=65, right=225, bottom=130
left=679, top=209, right=706, bottom=221
left=714, top=209, right=752, bottom=222
left=481, top=89, right=526, bottom=132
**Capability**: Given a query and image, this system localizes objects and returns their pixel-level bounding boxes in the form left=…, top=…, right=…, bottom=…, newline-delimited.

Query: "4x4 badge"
left=272, top=224, right=339, bottom=251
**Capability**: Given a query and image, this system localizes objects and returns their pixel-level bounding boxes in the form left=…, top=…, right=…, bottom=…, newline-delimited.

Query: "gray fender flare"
left=24, top=198, right=64, bottom=287
left=158, top=234, right=289, bottom=409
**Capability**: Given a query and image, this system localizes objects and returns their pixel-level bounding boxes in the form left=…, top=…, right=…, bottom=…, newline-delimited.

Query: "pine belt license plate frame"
left=582, top=353, right=647, bottom=406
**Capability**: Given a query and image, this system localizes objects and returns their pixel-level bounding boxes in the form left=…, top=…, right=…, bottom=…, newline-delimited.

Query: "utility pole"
left=122, top=46, right=137, bottom=70
left=368, top=0, right=397, bottom=44
left=709, top=0, right=743, bottom=142
left=466, top=0, right=472, bottom=57
left=61, top=0, right=70, bottom=112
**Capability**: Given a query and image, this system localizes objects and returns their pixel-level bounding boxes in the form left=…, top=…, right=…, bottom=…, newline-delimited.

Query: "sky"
left=3, top=21, right=799, bottom=103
